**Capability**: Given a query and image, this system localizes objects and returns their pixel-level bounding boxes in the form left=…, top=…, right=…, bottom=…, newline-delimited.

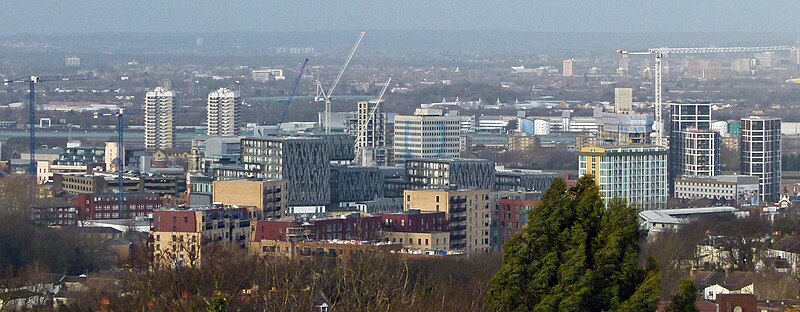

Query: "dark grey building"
left=405, top=158, right=495, bottom=190
left=494, top=169, right=558, bottom=192
left=241, top=136, right=330, bottom=206
left=329, top=165, right=384, bottom=205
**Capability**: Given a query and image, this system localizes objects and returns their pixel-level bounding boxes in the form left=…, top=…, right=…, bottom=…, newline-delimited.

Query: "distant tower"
left=614, top=88, right=633, bottom=114
left=741, top=116, right=782, bottom=203
left=144, top=87, right=176, bottom=149
left=196, top=37, right=205, bottom=48
left=207, top=88, right=241, bottom=137
left=562, top=59, right=574, bottom=77
left=355, top=99, right=387, bottom=166
left=65, top=56, right=80, bottom=67
left=668, top=102, right=712, bottom=191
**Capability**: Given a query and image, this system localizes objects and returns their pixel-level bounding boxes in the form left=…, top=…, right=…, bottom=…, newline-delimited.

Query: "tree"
left=669, top=279, right=698, bottom=312
left=486, top=176, right=660, bottom=311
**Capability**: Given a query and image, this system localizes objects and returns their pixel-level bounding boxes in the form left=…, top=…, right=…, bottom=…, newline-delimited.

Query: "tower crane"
left=277, top=58, right=309, bottom=129
left=617, top=45, right=794, bottom=146
left=356, top=78, right=392, bottom=148
left=3, top=74, right=96, bottom=174
left=321, top=31, right=366, bottom=133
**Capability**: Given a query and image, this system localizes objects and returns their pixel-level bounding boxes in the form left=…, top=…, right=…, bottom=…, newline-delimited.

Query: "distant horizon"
left=0, top=1, right=798, bottom=35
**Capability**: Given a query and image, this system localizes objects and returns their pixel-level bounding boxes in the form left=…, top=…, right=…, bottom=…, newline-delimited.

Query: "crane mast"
left=324, top=31, right=366, bottom=133
left=3, top=74, right=95, bottom=174
left=278, top=58, right=310, bottom=129
left=617, top=45, right=795, bottom=147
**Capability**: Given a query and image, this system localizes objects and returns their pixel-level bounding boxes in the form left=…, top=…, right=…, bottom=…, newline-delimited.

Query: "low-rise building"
left=250, top=240, right=401, bottom=260
left=638, top=206, right=741, bottom=235
left=251, top=214, right=383, bottom=242
left=674, top=175, right=760, bottom=206
left=383, top=231, right=450, bottom=251
left=151, top=206, right=250, bottom=267
left=72, top=192, right=162, bottom=220
left=30, top=200, right=78, bottom=226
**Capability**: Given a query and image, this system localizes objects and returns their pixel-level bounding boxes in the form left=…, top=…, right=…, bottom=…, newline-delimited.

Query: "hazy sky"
left=0, top=1, right=798, bottom=34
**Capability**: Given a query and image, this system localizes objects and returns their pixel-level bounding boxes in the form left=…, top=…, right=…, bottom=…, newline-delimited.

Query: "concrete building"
left=741, top=116, right=782, bottom=202
left=614, top=87, right=633, bottom=113
left=669, top=102, right=712, bottom=190
left=251, top=68, right=285, bottom=81
left=579, top=145, right=668, bottom=210
left=151, top=206, right=250, bottom=267
left=674, top=175, right=760, bottom=206
left=206, top=88, right=241, bottom=136
left=638, top=206, right=740, bottom=235
left=403, top=189, right=490, bottom=254
left=405, top=158, right=494, bottom=190
left=393, top=108, right=462, bottom=163
left=679, top=129, right=721, bottom=177
left=240, top=136, right=330, bottom=206
left=562, top=59, right=574, bottom=77
left=212, top=179, right=288, bottom=219
left=144, top=87, right=176, bottom=149
left=30, top=200, right=78, bottom=226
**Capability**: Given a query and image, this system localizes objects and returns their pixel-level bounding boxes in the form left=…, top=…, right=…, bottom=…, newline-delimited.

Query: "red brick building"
left=252, top=214, right=383, bottom=242
left=495, top=198, right=539, bottom=246
left=376, top=209, right=447, bottom=232
left=73, top=193, right=163, bottom=220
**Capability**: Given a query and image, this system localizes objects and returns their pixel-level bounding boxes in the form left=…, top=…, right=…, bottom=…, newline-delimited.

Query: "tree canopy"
left=487, top=176, right=660, bottom=311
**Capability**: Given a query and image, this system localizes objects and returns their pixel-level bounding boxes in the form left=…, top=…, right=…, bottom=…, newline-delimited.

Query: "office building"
left=251, top=68, right=285, bottom=81
left=212, top=179, right=288, bottom=219
left=144, top=87, right=176, bottom=149
left=741, top=116, right=782, bottom=202
left=403, top=189, right=490, bottom=254
left=393, top=108, right=462, bottom=163
left=614, top=88, right=633, bottom=113
left=674, top=175, right=760, bottom=206
left=30, top=200, right=78, bottom=226
left=207, top=88, right=241, bottom=136
left=405, top=158, right=494, bottom=190
left=151, top=206, right=250, bottom=267
left=669, top=102, right=712, bottom=190
left=679, top=129, right=721, bottom=177
left=578, top=145, right=668, bottom=210
left=563, top=59, right=574, bottom=77
left=240, top=137, right=330, bottom=206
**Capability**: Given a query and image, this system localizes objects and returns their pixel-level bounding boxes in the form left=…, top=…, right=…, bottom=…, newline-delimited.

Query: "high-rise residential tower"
left=144, top=87, right=176, bottom=150
left=355, top=99, right=387, bottom=166
left=563, top=59, right=574, bottom=77
left=668, top=102, right=712, bottom=190
left=614, top=88, right=633, bottom=114
left=207, top=88, right=241, bottom=136
left=741, top=116, right=782, bottom=203
left=578, top=145, right=668, bottom=211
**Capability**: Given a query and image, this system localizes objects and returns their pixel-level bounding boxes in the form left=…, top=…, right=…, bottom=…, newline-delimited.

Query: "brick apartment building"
left=72, top=193, right=163, bottom=220
left=151, top=206, right=250, bottom=267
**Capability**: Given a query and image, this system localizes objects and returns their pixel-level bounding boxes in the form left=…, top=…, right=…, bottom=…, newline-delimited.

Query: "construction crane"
left=356, top=78, right=392, bottom=149
left=321, top=31, right=366, bottom=133
left=355, top=78, right=391, bottom=166
left=3, top=74, right=96, bottom=174
left=97, top=108, right=125, bottom=217
left=617, top=45, right=794, bottom=146
left=277, top=58, right=310, bottom=129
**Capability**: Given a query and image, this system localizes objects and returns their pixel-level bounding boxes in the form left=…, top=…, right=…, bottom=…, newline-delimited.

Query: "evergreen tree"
left=487, top=176, right=660, bottom=312
left=669, top=279, right=699, bottom=312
